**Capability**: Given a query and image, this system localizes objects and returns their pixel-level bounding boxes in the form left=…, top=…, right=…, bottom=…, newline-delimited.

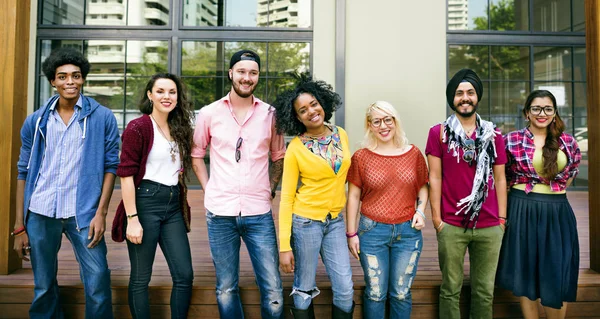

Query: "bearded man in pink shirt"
left=192, top=50, right=285, bottom=319
left=425, top=68, right=507, bottom=319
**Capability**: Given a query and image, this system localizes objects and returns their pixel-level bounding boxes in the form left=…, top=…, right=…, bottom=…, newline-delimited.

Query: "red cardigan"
left=111, top=114, right=191, bottom=242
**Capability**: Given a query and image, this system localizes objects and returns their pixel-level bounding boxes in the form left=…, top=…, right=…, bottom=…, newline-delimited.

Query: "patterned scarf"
left=443, top=114, right=498, bottom=229
left=299, top=125, right=344, bottom=174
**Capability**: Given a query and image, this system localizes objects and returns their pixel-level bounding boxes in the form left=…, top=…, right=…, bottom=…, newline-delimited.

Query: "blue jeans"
left=27, top=212, right=113, bottom=319
left=127, top=180, right=193, bottom=319
left=357, top=216, right=423, bottom=319
left=291, top=213, right=354, bottom=312
left=206, top=211, right=283, bottom=319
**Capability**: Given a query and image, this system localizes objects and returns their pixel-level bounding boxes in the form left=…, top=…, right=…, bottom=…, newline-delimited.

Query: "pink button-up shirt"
left=192, top=94, right=286, bottom=216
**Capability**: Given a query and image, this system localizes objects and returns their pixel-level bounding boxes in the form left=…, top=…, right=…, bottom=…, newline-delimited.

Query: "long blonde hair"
left=361, top=100, right=409, bottom=150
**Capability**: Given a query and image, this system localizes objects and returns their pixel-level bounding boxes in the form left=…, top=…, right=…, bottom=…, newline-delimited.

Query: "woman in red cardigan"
left=112, top=73, right=195, bottom=319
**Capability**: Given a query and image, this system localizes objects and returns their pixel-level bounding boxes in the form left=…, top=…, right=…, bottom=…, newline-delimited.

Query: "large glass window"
left=37, top=2, right=313, bottom=187
left=449, top=44, right=585, bottom=183
left=182, top=0, right=312, bottom=28
left=180, top=41, right=310, bottom=109
left=39, top=39, right=169, bottom=130
left=42, top=0, right=170, bottom=26
left=448, top=0, right=583, bottom=32
left=41, top=0, right=311, bottom=28
left=42, top=0, right=85, bottom=25
left=532, top=0, right=571, bottom=32
left=448, top=0, right=587, bottom=187
left=448, top=44, right=531, bottom=133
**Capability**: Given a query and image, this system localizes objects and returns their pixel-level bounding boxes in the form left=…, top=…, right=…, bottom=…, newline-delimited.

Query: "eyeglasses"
left=370, top=117, right=394, bottom=127
left=462, top=138, right=475, bottom=163
left=235, top=137, right=243, bottom=163
left=529, top=106, right=556, bottom=116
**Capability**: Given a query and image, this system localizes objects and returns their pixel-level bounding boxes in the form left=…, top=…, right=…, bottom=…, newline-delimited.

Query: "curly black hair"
left=272, top=75, right=342, bottom=136
left=139, top=73, right=195, bottom=181
left=41, top=47, right=91, bottom=82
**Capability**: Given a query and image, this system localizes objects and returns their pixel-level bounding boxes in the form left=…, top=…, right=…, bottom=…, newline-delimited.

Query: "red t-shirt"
left=347, top=146, right=429, bottom=224
left=425, top=124, right=507, bottom=229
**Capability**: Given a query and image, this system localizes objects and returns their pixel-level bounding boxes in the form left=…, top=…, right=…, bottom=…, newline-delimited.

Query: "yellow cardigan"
left=278, top=126, right=351, bottom=252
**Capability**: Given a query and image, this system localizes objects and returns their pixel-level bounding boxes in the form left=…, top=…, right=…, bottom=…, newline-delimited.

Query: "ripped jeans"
left=291, top=213, right=354, bottom=312
left=206, top=211, right=284, bottom=319
left=358, top=216, right=423, bottom=319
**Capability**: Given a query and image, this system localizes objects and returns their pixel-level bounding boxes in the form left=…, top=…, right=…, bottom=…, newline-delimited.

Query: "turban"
left=446, top=68, right=483, bottom=110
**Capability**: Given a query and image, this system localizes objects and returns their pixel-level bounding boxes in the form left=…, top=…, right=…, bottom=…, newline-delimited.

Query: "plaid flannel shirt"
left=504, top=128, right=581, bottom=193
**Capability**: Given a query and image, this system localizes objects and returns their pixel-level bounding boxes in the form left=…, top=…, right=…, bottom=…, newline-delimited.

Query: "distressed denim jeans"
left=206, top=210, right=284, bottom=319
left=437, top=223, right=504, bottom=319
left=291, top=213, right=354, bottom=312
left=358, top=216, right=423, bottom=319
left=27, top=212, right=113, bottom=319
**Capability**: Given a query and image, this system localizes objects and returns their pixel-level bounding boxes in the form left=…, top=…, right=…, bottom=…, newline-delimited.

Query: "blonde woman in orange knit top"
left=346, top=101, right=429, bottom=319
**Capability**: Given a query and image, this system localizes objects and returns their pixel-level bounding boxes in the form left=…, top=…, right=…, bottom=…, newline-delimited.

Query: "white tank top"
left=143, top=118, right=181, bottom=186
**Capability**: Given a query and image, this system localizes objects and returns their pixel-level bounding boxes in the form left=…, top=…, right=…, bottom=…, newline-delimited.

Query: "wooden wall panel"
left=586, top=0, right=600, bottom=272
left=0, top=0, right=30, bottom=274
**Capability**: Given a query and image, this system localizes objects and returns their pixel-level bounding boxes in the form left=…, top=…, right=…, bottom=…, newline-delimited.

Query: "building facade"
left=28, top=0, right=587, bottom=187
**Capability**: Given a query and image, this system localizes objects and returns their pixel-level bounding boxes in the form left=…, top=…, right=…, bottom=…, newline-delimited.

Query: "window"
left=181, top=41, right=310, bottom=110
left=448, top=0, right=583, bottom=32
left=447, top=0, right=587, bottom=187
left=182, top=0, right=312, bottom=28
left=36, top=2, right=313, bottom=186
left=42, top=0, right=170, bottom=26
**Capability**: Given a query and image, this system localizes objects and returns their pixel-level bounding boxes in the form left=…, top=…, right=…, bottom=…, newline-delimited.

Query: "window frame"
left=446, top=0, right=587, bottom=188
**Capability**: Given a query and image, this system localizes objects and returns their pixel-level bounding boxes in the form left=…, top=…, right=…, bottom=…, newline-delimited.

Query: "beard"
left=232, top=80, right=256, bottom=98
left=455, top=100, right=478, bottom=118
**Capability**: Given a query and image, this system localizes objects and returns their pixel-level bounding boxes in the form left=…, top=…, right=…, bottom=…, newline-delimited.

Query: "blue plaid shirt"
left=29, top=97, right=84, bottom=219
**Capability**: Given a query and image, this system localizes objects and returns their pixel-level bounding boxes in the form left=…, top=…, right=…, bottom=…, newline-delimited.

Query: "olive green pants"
left=437, top=223, right=504, bottom=319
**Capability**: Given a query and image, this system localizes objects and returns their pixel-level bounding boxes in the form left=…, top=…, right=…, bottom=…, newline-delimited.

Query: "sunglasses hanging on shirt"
left=235, top=137, right=243, bottom=163
left=462, top=137, right=476, bottom=165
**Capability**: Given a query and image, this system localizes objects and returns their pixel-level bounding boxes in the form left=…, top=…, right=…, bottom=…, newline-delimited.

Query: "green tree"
left=181, top=41, right=310, bottom=109
left=448, top=0, right=528, bottom=81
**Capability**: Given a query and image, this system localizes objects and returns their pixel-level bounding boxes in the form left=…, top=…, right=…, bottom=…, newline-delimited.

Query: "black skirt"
left=496, top=189, right=579, bottom=309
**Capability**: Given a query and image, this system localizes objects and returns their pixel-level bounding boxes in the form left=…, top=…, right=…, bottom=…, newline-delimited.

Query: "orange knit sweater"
left=347, top=146, right=428, bottom=224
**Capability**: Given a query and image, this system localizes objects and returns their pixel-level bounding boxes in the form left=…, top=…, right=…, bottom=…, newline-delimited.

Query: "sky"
left=468, top=0, right=489, bottom=29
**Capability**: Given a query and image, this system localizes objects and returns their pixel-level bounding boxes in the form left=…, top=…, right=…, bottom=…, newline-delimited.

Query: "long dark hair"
left=140, top=73, right=195, bottom=180
left=272, top=74, right=341, bottom=136
left=523, top=90, right=565, bottom=179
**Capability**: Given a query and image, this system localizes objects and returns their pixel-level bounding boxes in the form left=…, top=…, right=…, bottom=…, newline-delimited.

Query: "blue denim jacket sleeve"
left=17, top=114, right=38, bottom=180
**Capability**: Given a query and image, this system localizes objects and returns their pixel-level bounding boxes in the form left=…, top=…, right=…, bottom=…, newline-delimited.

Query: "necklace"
left=150, top=114, right=177, bottom=163
left=464, top=126, right=476, bottom=136
left=304, top=126, right=330, bottom=139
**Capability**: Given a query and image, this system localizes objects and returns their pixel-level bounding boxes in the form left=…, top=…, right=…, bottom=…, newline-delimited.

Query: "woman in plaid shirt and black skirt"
left=496, top=90, right=581, bottom=319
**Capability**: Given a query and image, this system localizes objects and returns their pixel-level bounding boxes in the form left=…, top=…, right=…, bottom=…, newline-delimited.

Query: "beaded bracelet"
left=10, top=226, right=26, bottom=237
left=346, top=232, right=358, bottom=238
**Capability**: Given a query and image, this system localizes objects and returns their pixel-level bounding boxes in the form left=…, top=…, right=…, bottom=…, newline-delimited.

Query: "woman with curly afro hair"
left=273, top=77, right=355, bottom=318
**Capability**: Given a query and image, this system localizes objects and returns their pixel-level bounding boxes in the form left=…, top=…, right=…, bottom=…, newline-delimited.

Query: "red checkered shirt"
left=504, top=128, right=581, bottom=193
